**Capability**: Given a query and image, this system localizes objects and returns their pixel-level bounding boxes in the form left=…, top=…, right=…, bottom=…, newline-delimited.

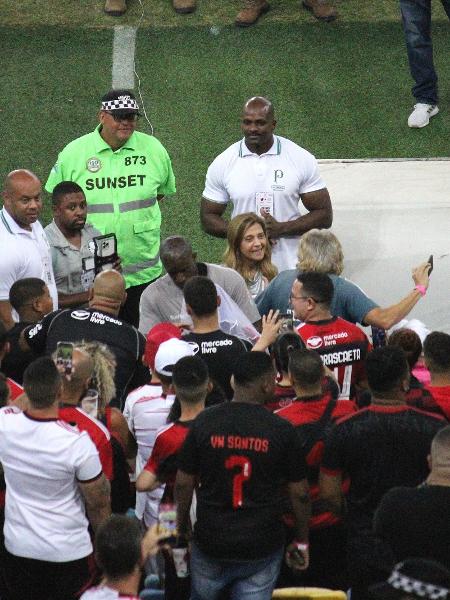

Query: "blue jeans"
left=399, top=0, right=450, bottom=104
left=190, top=543, right=283, bottom=600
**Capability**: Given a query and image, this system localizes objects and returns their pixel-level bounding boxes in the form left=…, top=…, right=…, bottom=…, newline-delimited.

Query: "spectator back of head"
left=273, top=332, right=306, bottom=375
left=366, top=346, right=409, bottom=397
left=297, top=229, right=344, bottom=275
left=424, top=332, right=450, bottom=374
left=232, top=351, right=274, bottom=403
left=172, top=355, right=209, bottom=404
left=184, top=276, right=218, bottom=317
left=95, top=514, right=142, bottom=579
left=388, top=328, right=422, bottom=370
left=288, top=348, right=324, bottom=388
left=23, top=357, right=61, bottom=409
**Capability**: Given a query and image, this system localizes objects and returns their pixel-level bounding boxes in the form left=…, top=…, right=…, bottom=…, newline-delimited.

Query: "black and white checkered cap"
left=101, top=94, right=139, bottom=113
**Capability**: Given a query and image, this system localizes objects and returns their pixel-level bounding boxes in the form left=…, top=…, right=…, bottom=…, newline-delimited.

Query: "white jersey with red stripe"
left=127, top=385, right=175, bottom=525
left=0, top=409, right=101, bottom=562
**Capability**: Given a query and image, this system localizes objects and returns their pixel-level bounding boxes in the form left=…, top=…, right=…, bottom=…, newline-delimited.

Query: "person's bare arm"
left=363, top=261, right=431, bottom=330
left=79, top=473, right=111, bottom=533
left=174, top=469, right=196, bottom=539
left=319, top=470, right=344, bottom=518
left=110, top=407, right=137, bottom=459
left=0, top=300, right=14, bottom=330
left=285, top=479, right=311, bottom=571
left=200, top=198, right=228, bottom=238
left=58, top=291, right=90, bottom=309
left=262, top=188, right=332, bottom=239
left=136, top=468, right=159, bottom=492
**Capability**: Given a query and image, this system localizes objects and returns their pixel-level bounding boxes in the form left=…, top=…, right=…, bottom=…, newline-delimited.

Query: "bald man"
left=21, top=270, right=148, bottom=408
left=374, top=425, right=450, bottom=571
left=0, top=170, right=57, bottom=329
left=138, top=235, right=260, bottom=335
left=201, top=97, right=332, bottom=272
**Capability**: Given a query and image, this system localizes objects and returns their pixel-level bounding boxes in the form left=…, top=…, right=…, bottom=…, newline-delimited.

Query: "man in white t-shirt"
left=0, top=170, right=58, bottom=329
left=200, top=96, right=332, bottom=272
left=0, top=356, right=111, bottom=600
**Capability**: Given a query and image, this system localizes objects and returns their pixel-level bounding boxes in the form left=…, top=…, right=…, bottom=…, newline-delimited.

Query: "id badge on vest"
left=42, top=256, right=54, bottom=287
left=255, top=192, right=274, bottom=217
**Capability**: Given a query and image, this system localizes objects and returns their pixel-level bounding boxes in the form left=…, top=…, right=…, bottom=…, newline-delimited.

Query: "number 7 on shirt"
left=225, top=455, right=252, bottom=509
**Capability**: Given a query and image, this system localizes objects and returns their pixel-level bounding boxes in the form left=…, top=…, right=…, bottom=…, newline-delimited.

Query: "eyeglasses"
left=289, top=294, right=323, bottom=303
left=104, top=112, right=139, bottom=122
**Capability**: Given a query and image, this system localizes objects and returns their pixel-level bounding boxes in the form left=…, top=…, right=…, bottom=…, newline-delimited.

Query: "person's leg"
left=230, top=548, right=283, bottom=600
left=50, top=556, right=92, bottom=600
left=399, top=0, right=437, bottom=104
left=190, top=543, right=229, bottom=600
left=235, top=0, right=271, bottom=27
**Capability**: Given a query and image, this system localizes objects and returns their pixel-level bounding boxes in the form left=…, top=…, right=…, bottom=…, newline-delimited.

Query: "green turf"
left=1, top=11, right=449, bottom=261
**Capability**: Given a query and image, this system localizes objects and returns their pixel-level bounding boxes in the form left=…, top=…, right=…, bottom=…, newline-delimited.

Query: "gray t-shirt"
left=139, top=262, right=260, bottom=335
left=256, top=270, right=378, bottom=325
left=45, top=220, right=101, bottom=296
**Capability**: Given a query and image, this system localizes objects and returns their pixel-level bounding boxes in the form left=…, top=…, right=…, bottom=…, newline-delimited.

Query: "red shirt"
left=6, top=378, right=23, bottom=402
left=297, top=317, right=371, bottom=400
left=425, top=385, right=450, bottom=420
left=59, top=405, right=114, bottom=480
left=144, top=420, right=193, bottom=502
left=276, top=392, right=356, bottom=529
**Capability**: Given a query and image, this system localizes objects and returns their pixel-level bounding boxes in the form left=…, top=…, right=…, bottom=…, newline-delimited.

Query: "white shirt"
left=0, top=208, right=58, bottom=310
left=0, top=408, right=101, bottom=562
left=127, top=384, right=175, bottom=526
left=203, top=135, right=326, bottom=271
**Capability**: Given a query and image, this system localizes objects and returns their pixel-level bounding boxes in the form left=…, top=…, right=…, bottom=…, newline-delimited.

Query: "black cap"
left=100, top=89, right=140, bottom=115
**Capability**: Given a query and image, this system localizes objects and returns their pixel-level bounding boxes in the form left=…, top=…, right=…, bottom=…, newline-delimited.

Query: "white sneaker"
left=408, top=103, right=439, bottom=128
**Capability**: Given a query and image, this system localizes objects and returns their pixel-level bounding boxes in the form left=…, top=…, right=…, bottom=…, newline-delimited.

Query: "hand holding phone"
left=56, top=342, right=74, bottom=378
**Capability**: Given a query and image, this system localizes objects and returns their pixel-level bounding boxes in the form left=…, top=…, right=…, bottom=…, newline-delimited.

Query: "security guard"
left=45, top=89, right=176, bottom=327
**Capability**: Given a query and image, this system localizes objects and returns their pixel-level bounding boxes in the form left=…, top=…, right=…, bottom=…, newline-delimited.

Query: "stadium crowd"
left=0, top=88, right=450, bottom=600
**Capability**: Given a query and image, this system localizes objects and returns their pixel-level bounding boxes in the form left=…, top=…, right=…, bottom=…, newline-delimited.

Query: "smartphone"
left=56, top=341, right=74, bottom=376
left=427, top=255, right=433, bottom=276
left=158, top=503, right=177, bottom=546
left=278, top=313, right=294, bottom=332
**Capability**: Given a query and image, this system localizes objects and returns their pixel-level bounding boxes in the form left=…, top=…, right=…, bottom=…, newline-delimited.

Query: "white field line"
left=112, top=26, right=137, bottom=89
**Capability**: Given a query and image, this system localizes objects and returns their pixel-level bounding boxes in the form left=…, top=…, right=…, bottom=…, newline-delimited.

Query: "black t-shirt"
left=321, top=404, right=445, bottom=533
left=24, top=308, right=147, bottom=408
left=374, top=484, right=450, bottom=570
left=2, top=322, right=37, bottom=384
left=178, top=401, right=307, bottom=560
left=182, top=330, right=248, bottom=400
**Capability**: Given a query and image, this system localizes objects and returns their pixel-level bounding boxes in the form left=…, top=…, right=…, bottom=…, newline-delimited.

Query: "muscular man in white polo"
left=200, top=97, right=332, bottom=272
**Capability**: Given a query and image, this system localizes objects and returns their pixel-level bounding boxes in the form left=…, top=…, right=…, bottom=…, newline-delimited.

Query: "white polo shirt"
left=127, top=385, right=175, bottom=526
left=203, top=135, right=326, bottom=271
left=0, top=408, right=102, bottom=562
left=0, top=208, right=58, bottom=310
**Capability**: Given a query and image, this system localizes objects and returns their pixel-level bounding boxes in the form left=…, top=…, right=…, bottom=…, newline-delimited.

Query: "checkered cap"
left=101, top=94, right=139, bottom=112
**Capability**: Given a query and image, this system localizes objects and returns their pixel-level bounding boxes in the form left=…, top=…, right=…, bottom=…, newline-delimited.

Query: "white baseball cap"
left=154, top=338, right=195, bottom=377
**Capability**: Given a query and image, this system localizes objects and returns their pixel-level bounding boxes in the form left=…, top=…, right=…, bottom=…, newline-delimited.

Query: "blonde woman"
left=76, top=341, right=136, bottom=460
left=223, top=213, right=277, bottom=298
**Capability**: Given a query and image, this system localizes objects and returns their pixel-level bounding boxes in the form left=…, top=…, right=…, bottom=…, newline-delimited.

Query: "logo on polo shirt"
left=306, top=336, right=323, bottom=349
left=71, top=310, right=91, bottom=321
left=86, top=157, right=102, bottom=173
left=27, top=323, right=43, bottom=339
left=187, top=342, right=200, bottom=355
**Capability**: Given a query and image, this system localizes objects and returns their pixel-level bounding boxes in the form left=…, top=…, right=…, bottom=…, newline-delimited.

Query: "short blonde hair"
left=75, top=341, right=116, bottom=419
left=297, top=229, right=344, bottom=275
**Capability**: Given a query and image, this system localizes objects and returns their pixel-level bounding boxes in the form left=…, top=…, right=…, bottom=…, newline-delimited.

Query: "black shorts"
left=1, top=549, right=93, bottom=600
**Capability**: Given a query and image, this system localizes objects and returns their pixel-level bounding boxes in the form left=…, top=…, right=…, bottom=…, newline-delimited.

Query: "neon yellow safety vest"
left=45, top=125, right=176, bottom=288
